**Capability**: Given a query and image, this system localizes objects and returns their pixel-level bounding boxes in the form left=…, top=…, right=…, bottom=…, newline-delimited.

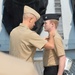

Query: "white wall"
left=61, top=0, right=75, bottom=49
left=46, top=0, right=55, bottom=13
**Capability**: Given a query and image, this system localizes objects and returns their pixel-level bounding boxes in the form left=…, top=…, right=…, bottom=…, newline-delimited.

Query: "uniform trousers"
left=44, top=65, right=64, bottom=75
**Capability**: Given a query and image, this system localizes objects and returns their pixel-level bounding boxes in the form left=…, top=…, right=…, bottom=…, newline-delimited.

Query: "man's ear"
left=29, top=18, right=32, bottom=23
left=52, top=22, right=54, bottom=27
left=52, top=22, right=55, bottom=27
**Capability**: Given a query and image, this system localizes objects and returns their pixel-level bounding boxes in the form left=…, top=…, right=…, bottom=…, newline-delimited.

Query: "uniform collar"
left=19, top=23, right=29, bottom=29
left=54, top=30, right=58, bottom=37
left=55, top=30, right=58, bottom=34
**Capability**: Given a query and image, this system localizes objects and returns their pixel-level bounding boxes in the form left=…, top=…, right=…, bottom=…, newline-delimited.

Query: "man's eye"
left=44, top=22, right=46, bottom=24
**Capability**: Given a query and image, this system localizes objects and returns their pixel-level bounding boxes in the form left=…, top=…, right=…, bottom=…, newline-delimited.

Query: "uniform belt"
left=44, top=65, right=59, bottom=70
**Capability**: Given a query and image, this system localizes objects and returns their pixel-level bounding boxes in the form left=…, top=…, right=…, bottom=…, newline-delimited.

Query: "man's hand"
left=45, top=37, right=49, bottom=41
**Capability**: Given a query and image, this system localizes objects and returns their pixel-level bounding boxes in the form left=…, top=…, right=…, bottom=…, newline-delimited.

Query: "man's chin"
left=44, top=29, right=48, bottom=32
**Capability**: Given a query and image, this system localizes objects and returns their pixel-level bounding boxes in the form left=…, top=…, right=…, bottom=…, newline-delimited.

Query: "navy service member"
left=43, top=14, right=66, bottom=75
left=9, top=5, right=55, bottom=62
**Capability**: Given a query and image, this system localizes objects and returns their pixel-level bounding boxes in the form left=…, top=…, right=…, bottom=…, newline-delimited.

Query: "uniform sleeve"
left=28, top=32, right=47, bottom=49
left=54, top=37, right=65, bottom=57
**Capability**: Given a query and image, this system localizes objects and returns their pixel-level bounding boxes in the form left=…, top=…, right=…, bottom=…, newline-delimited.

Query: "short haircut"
left=50, top=19, right=59, bottom=28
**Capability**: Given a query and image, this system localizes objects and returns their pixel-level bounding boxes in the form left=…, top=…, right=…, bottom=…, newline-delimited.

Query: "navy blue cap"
left=43, top=14, right=61, bottom=21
